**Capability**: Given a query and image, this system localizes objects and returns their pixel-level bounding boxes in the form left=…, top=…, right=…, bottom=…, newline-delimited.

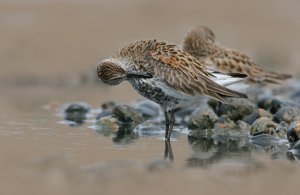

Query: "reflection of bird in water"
left=97, top=39, right=247, bottom=140
left=182, top=26, right=292, bottom=84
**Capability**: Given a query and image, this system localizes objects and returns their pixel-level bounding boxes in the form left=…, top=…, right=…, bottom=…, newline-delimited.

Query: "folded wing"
left=147, top=41, right=247, bottom=103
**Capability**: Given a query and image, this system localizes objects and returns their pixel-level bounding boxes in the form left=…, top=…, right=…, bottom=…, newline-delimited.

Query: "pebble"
left=287, top=121, right=300, bottom=143
left=207, top=98, right=219, bottom=111
left=236, top=120, right=251, bottom=131
left=134, top=100, right=160, bottom=118
left=96, top=109, right=113, bottom=120
left=63, top=102, right=90, bottom=124
left=96, top=101, right=117, bottom=120
left=64, top=102, right=90, bottom=114
left=188, top=105, right=218, bottom=130
left=112, top=105, right=144, bottom=123
left=214, top=115, right=236, bottom=130
left=64, top=113, right=86, bottom=124
left=243, top=108, right=272, bottom=125
left=276, top=121, right=289, bottom=139
left=250, top=117, right=278, bottom=136
left=293, top=140, right=300, bottom=150
left=258, top=97, right=272, bottom=110
left=218, top=98, right=255, bottom=121
left=273, top=106, right=300, bottom=124
left=94, top=116, right=119, bottom=136
left=258, top=97, right=285, bottom=114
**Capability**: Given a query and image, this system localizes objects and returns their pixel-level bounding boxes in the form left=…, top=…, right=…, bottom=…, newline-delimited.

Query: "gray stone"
left=237, top=120, right=251, bottom=131
left=214, top=115, right=236, bottom=130
left=273, top=106, right=300, bottom=124
left=64, top=102, right=90, bottom=114
left=276, top=121, right=289, bottom=139
left=63, top=102, right=90, bottom=124
left=293, top=140, right=300, bottom=150
left=258, top=97, right=272, bottom=110
left=134, top=100, right=160, bottom=118
left=112, top=104, right=144, bottom=123
left=207, top=98, right=219, bottom=111
left=287, top=121, right=300, bottom=143
left=258, top=97, right=285, bottom=114
left=251, top=117, right=278, bottom=136
left=269, top=99, right=286, bottom=114
left=188, top=105, right=218, bottom=130
left=218, top=98, right=255, bottom=121
left=64, top=112, right=86, bottom=125
left=243, top=108, right=272, bottom=125
left=96, top=109, right=113, bottom=120
left=95, top=116, right=119, bottom=136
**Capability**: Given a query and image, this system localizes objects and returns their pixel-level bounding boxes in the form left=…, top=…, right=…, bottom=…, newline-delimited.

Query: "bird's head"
left=97, top=59, right=127, bottom=85
left=183, top=26, right=216, bottom=58
left=184, top=26, right=215, bottom=45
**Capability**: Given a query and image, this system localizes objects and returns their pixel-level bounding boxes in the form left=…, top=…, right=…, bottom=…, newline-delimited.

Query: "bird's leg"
left=164, top=140, right=169, bottom=159
left=164, top=140, right=174, bottom=161
left=164, top=111, right=170, bottom=140
left=166, top=110, right=175, bottom=140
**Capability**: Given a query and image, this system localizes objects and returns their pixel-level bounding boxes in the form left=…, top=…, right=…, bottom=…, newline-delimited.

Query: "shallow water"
left=1, top=0, right=300, bottom=194
left=1, top=84, right=299, bottom=195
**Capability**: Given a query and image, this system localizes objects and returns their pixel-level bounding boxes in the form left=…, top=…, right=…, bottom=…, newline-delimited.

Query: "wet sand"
left=1, top=84, right=299, bottom=195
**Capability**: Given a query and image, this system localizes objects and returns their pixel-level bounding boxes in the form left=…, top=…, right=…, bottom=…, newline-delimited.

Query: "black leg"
left=164, top=111, right=170, bottom=140
left=164, top=140, right=168, bottom=159
left=164, top=140, right=174, bottom=161
left=166, top=110, right=175, bottom=140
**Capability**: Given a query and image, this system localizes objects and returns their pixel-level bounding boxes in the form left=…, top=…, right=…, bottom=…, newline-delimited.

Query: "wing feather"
left=183, top=26, right=291, bottom=83
left=147, top=41, right=246, bottom=102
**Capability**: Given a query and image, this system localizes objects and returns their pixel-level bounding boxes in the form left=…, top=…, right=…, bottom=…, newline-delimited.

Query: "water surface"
left=0, top=85, right=299, bottom=195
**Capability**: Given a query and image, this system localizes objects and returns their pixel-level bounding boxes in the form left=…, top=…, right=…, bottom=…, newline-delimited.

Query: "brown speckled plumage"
left=97, top=39, right=247, bottom=139
left=182, top=26, right=292, bottom=84
left=115, top=39, right=246, bottom=101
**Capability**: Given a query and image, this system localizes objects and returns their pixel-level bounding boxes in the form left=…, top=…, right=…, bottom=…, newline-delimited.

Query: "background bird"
left=182, top=26, right=292, bottom=84
left=97, top=39, right=247, bottom=140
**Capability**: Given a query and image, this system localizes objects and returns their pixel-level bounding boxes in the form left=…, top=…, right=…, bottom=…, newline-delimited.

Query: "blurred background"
left=1, top=0, right=299, bottom=85
left=1, top=0, right=299, bottom=114
left=0, top=1, right=300, bottom=195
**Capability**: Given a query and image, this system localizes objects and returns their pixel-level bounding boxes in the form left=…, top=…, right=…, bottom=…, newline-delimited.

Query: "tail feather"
left=206, top=84, right=247, bottom=104
left=206, top=71, right=248, bottom=103
left=211, top=71, right=246, bottom=87
left=263, top=71, right=292, bottom=84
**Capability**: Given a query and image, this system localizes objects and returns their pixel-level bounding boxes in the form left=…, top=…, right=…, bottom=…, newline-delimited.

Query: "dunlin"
left=97, top=39, right=247, bottom=140
left=182, top=26, right=292, bottom=84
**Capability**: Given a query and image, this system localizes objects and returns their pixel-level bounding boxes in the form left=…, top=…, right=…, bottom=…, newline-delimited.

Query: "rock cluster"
left=59, top=84, right=300, bottom=152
